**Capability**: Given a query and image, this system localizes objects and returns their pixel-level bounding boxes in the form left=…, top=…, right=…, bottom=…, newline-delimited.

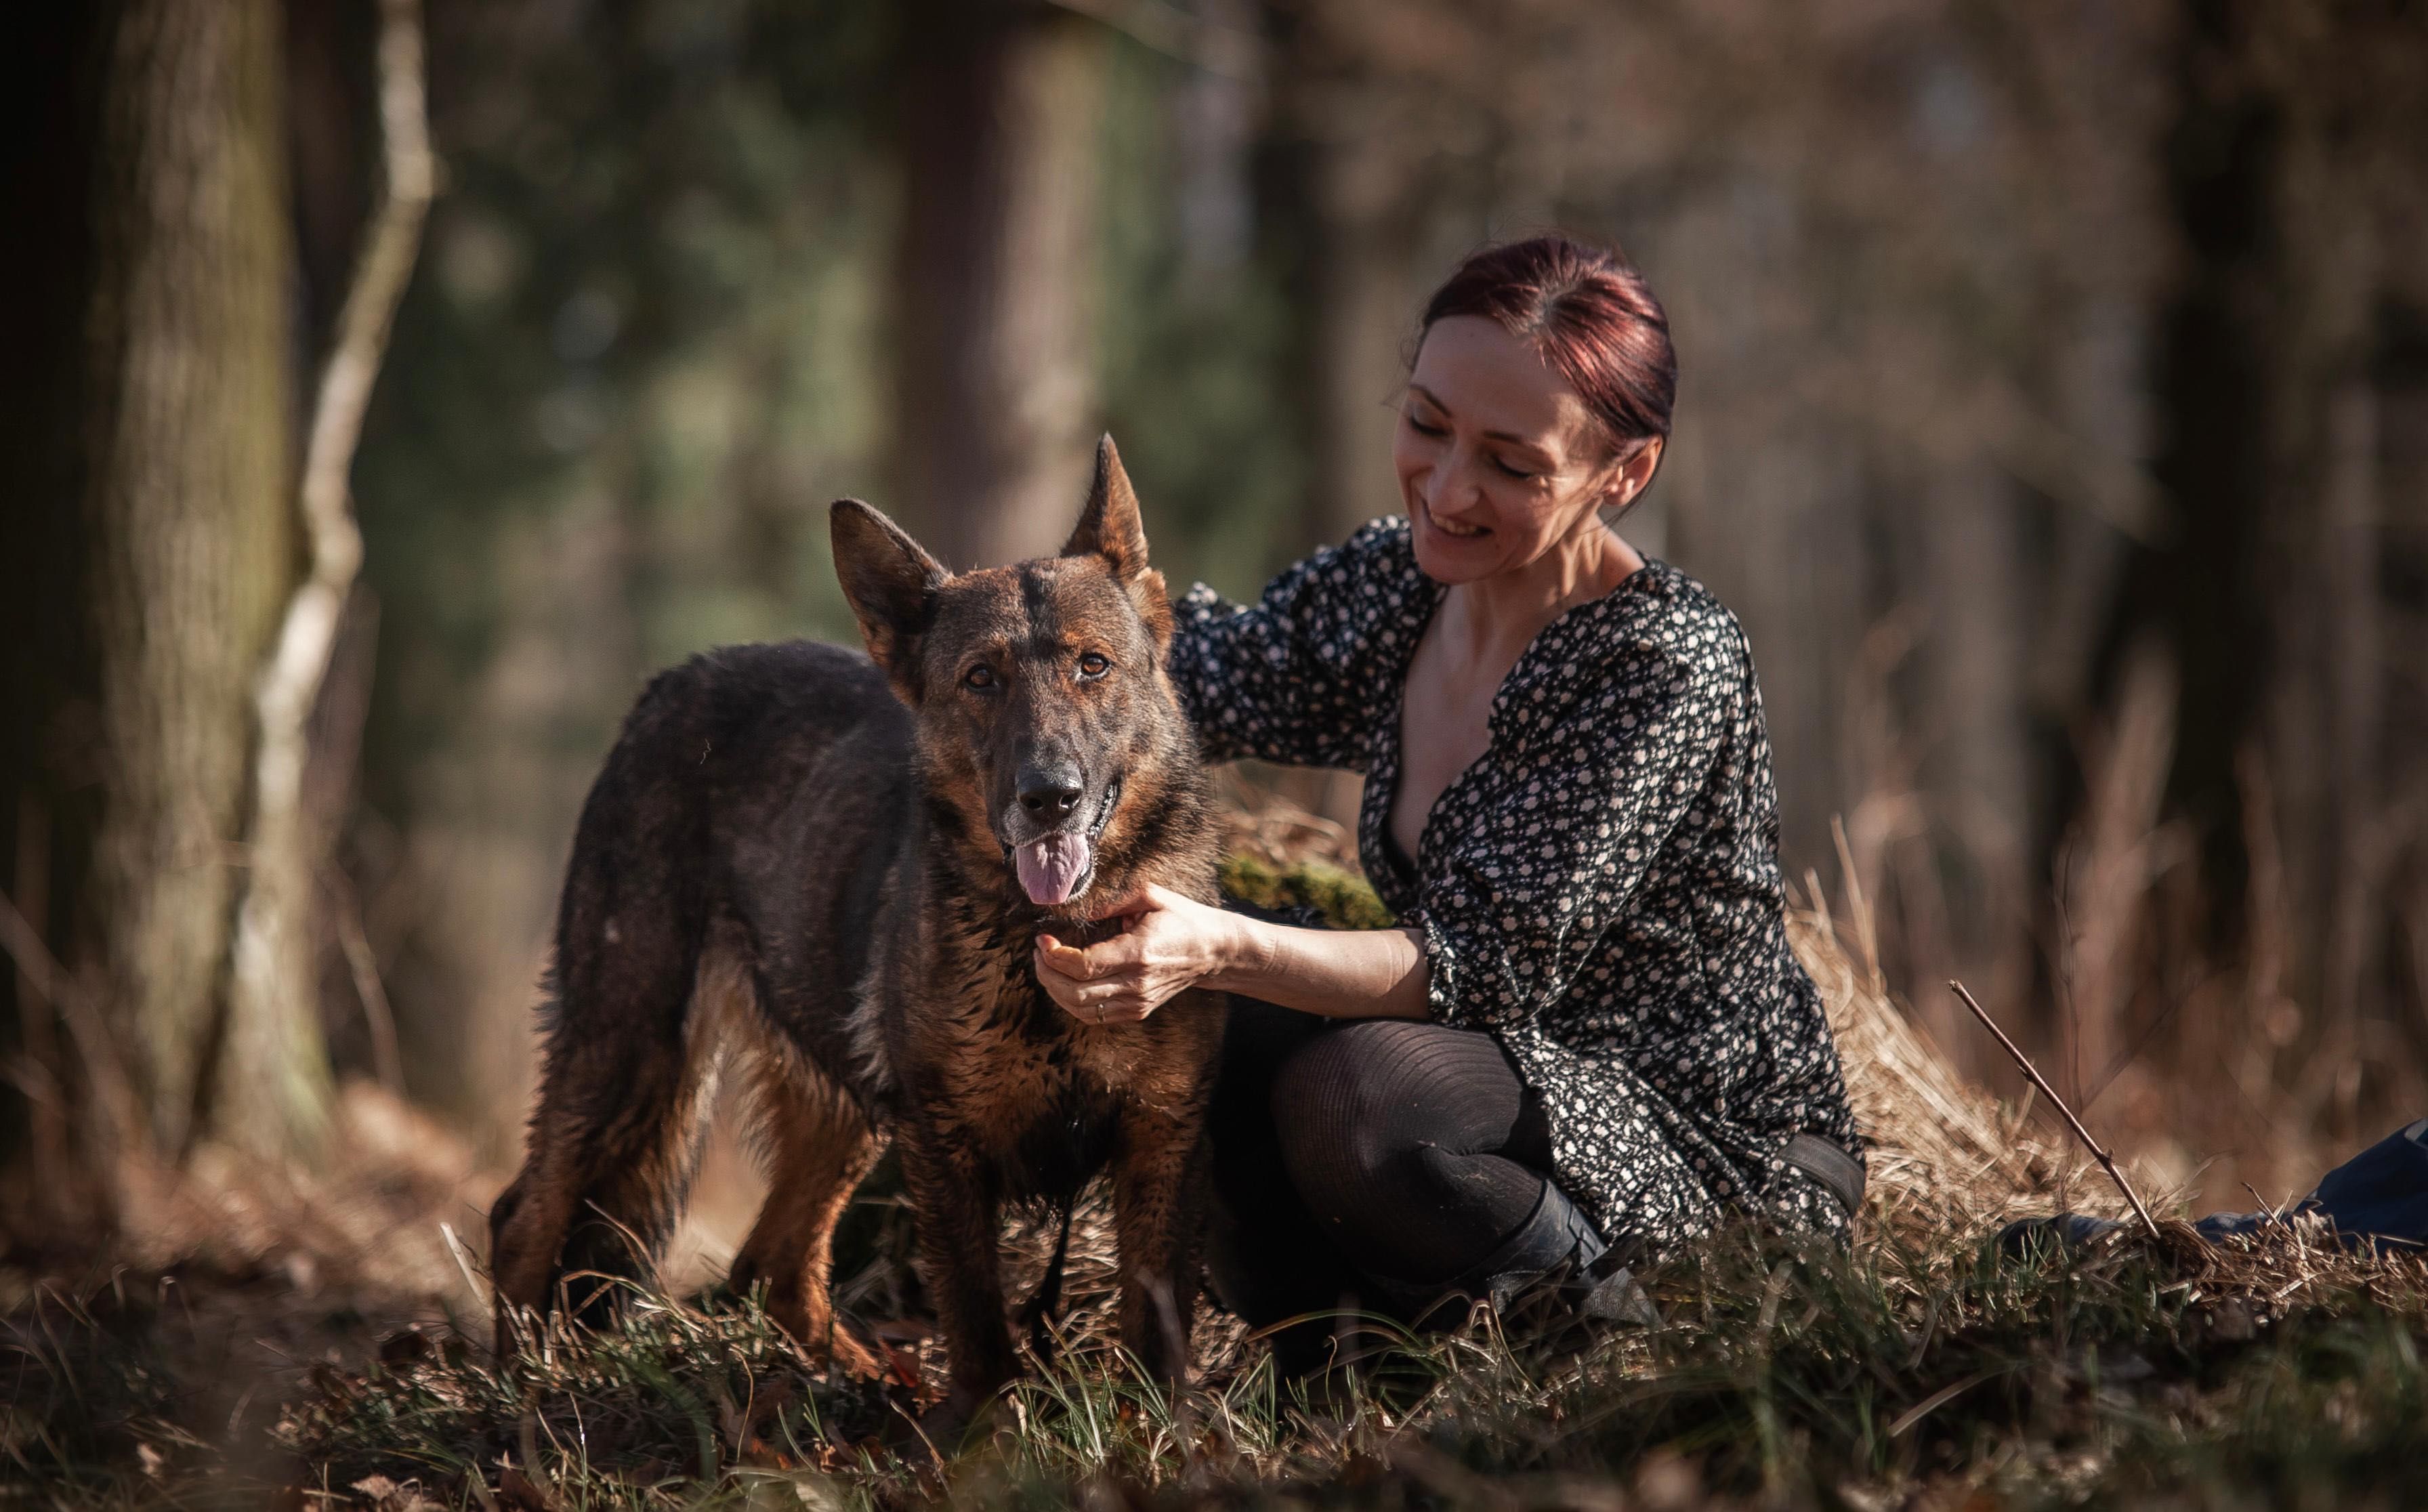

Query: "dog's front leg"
left=896, top=1122, right=1016, bottom=1419
left=1110, top=1095, right=1212, bottom=1386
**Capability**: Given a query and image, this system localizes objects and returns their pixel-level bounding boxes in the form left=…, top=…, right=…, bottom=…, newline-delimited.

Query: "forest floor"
left=8, top=855, right=2428, bottom=1510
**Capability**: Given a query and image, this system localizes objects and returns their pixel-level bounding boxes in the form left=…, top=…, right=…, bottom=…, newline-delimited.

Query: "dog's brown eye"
left=1077, top=652, right=1111, bottom=679
left=963, top=665, right=996, bottom=691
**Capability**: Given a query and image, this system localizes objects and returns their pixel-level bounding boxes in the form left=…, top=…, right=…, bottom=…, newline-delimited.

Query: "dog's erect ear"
left=1062, top=434, right=1173, bottom=648
left=831, top=499, right=947, bottom=700
left=1063, top=435, right=1149, bottom=579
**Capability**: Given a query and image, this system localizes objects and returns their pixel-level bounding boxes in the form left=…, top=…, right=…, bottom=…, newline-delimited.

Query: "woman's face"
left=1394, top=314, right=1658, bottom=585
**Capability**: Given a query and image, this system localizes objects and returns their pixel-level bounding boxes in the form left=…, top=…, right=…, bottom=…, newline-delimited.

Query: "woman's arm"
left=1034, top=885, right=1430, bottom=1025
left=1045, top=629, right=1735, bottom=1032
left=1165, top=520, right=1410, bottom=772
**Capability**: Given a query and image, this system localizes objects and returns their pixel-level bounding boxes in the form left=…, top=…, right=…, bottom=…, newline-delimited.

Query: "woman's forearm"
left=1205, top=915, right=1433, bottom=1020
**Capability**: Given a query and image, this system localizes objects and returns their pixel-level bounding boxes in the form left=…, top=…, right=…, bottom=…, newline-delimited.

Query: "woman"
left=1033, top=235, right=1862, bottom=1341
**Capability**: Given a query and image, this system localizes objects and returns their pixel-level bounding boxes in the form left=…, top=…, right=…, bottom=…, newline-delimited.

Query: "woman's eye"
left=1493, top=457, right=1537, bottom=480
left=1406, top=413, right=1447, bottom=438
left=1077, top=652, right=1111, bottom=679
left=963, top=665, right=996, bottom=691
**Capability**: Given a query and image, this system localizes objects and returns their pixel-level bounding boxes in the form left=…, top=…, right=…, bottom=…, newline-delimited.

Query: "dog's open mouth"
left=1009, top=777, right=1121, bottom=906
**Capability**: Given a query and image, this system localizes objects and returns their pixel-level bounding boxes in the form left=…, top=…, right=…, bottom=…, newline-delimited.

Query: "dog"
left=487, top=438, right=1226, bottom=1422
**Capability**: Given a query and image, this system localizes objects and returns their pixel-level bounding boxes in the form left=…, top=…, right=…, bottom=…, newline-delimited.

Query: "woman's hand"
left=1034, top=884, right=1243, bottom=1026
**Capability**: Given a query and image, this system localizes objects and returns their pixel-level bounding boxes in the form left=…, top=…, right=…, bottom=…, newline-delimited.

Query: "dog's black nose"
left=1016, top=763, right=1084, bottom=818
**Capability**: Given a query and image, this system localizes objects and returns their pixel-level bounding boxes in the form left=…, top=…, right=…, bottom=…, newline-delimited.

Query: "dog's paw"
left=822, top=1328, right=895, bottom=1384
left=746, top=1288, right=895, bottom=1383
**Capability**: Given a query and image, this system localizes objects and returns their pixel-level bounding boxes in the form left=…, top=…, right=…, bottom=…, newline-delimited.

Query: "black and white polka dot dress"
left=1171, top=517, right=1863, bottom=1251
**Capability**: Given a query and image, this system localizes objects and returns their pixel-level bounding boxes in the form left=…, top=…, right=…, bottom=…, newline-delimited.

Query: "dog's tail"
left=1020, top=1200, right=1075, bottom=1365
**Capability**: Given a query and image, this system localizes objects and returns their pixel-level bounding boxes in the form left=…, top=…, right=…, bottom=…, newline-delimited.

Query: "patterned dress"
left=1170, top=517, right=1862, bottom=1250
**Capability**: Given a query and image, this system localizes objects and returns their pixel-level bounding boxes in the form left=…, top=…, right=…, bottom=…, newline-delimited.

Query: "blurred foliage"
left=359, top=3, right=1305, bottom=771
left=358, top=1, right=898, bottom=787
left=1095, top=37, right=1312, bottom=600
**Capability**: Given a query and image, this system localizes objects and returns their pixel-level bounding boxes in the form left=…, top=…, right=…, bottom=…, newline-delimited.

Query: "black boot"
left=1363, top=1183, right=1658, bottom=1329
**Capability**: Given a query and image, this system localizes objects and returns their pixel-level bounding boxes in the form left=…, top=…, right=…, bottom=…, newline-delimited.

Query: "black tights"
left=1205, top=996, right=1564, bottom=1337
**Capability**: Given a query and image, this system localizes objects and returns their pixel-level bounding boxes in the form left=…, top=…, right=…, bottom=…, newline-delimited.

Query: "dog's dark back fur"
left=488, top=440, right=1224, bottom=1416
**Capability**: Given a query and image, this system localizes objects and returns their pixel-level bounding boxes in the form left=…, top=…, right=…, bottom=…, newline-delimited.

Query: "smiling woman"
left=1031, top=234, right=1863, bottom=1366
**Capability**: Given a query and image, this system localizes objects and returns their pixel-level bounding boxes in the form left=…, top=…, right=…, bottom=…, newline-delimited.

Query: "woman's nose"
left=1432, top=443, right=1490, bottom=517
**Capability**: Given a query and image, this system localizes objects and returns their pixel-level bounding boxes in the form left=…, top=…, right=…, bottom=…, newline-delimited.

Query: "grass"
left=16, top=1211, right=2427, bottom=1509
left=8, top=854, right=2427, bottom=1508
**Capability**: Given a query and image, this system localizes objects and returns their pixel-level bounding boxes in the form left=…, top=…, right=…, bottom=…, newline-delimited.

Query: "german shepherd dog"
left=488, top=439, right=1224, bottom=1420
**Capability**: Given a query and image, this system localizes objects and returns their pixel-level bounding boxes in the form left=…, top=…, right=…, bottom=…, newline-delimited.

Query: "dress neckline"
left=1364, top=524, right=1673, bottom=899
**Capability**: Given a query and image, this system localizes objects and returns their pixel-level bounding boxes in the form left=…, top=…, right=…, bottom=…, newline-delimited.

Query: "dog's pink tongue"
left=1016, top=834, right=1093, bottom=905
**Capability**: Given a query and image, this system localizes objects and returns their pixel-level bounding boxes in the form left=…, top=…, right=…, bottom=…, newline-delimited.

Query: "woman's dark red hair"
left=1420, top=235, right=1676, bottom=458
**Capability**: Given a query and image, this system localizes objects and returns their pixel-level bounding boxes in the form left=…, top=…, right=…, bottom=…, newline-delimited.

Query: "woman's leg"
left=1268, top=1019, right=1568, bottom=1286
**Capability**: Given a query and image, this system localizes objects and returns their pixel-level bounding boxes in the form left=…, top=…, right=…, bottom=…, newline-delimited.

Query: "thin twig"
left=325, top=864, right=404, bottom=1095
left=1949, top=978, right=2162, bottom=1240
left=440, top=1221, right=490, bottom=1315
left=0, top=891, right=75, bottom=1031
left=1887, top=1364, right=2009, bottom=1440
left=0, top=888, right=144, bottom=1161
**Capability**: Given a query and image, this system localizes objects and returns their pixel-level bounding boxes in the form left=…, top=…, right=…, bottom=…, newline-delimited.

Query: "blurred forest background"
left=3, top=0, right=2427, bottom=1251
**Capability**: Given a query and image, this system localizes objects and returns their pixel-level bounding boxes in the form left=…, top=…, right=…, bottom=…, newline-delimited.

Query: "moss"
left=1217, top=852, right=1397, bottom=931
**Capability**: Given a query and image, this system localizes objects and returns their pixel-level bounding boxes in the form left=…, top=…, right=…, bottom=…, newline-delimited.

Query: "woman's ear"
left=1607, top=434, right=1664, bottom=511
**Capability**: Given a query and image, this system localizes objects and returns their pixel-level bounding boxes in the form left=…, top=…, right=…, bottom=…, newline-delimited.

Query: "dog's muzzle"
left=1005, top=775, right=1123, bottom=906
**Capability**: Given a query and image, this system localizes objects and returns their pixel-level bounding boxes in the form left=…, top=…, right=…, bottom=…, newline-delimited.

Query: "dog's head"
left=829, top=436, right=1204, bottom=912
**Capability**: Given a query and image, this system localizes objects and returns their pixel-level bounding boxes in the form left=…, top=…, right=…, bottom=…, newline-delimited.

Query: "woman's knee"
left=1268, top=1024, right=1399, bottom=1193
left=1265, top=1021, right=1558, bottom=1280
left=1268, top=1021, right=1508, bottom=1206
left=1271, top=1021, right=1423, bottom=1141
left=1275, top=1015, right=1515, bottom=1118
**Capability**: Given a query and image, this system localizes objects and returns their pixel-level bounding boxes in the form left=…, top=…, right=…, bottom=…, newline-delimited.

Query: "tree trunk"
left=84, top=0, right=299, bottom=1154
left=2263, top=104, right=2387, bottom=1139
left=892, top=0, right=1106, bottom=569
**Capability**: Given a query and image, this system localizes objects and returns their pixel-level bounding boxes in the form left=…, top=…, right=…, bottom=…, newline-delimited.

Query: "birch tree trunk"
left=224, top=0, right=432, bottom=1161
left=83, top=0, right=297, bottom=1154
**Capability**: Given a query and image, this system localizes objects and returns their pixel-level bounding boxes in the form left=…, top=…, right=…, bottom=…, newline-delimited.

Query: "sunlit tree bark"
left=84, top=0, right=306, bottom=1154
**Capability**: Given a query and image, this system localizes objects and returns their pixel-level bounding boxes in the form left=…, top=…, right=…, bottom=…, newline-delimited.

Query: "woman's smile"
left=1418, top=498, right=1490, bottom=539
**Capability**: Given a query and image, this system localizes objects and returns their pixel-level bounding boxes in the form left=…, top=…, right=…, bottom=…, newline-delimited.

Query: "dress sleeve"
left=1167, top=520, right=1409, bottom=772
left=1403, top=620, right=1738, bottom=1032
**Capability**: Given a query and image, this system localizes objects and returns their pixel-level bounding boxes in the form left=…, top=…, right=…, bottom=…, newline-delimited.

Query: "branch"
left=326, top=863, right=404, bottom=1095
left=0, top=889, right=142, bottom=1165
left=1949, top=978, right=2162, bottom=1241
left=253, top=0, right=434, bottom=807
left=226, top=0, right=434, bottom=1151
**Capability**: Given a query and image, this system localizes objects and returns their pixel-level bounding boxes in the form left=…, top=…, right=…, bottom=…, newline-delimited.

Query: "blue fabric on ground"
left=2302, top=1116, right=2428, bottom=1248
left=1997, top=1117, right=2428, bottom=1256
